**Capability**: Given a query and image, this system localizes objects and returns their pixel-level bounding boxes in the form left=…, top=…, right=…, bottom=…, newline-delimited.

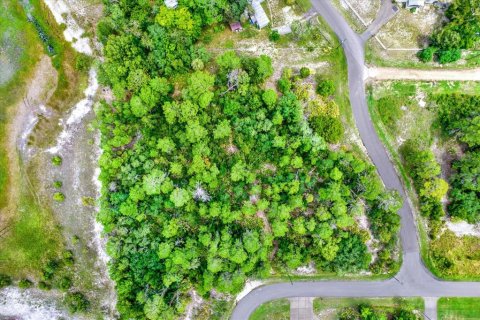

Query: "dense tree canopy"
left=435, top=94, right=480, bottom=223
left=419, top=0, right=480, bottom=64
left=97, top=2, right=401, bottom=318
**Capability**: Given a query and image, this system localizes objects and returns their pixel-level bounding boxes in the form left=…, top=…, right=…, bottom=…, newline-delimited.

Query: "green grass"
left=0, top=180, right=63, bottom=277
left=0, top=0, right=42, bottom=208
left=314, top=297, right=424, bottom=319
left=250, top=299, right=290, bottom=320
left=0, top=0, right=86, bottom=279
left=438, top=298, right=480, bottom=320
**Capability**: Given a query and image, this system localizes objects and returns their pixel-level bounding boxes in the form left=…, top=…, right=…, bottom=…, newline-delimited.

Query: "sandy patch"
left=46, top=68, right=98, bottom=154
left=377, top=5, right=444, bottom=48
left=184, top=290, right=204, bottom=320
left=235, top=280, right=263, bottom=302
left=0, top=287, right=81, bottom=320
left=43, top=0, right=93, bottom=55
left=294, top=263, right=316, bottom=275
left=446, top=220, right=480, bottom=237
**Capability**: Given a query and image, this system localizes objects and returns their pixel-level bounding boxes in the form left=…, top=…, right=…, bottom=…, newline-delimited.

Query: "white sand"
left=47, top=68, right=98, bottom=154
left=235, top=280, right=263, bottom=302
left=43, top=0, right=93, bottom=55
left=446, top=220, right=480, bottom=237
left=0, top=287, right=75, bottom=320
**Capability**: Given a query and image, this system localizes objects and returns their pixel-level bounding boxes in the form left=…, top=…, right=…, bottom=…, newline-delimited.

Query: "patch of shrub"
left=437, top=49, right=461, bottom=64
left=375, top=96, right=404, bottom=132
left=53, top=192, right=65, bottom=202
left=310, top=115, right=343, bottom=143
left=53, top=181, right=63, bottom=188
left=18, top=279, right=33, bottom=289
left=417, top=46, right=436, bottom=62
left=0, top=274, right=12, bottom=288
left=316, top=79, right=335, bottom=97
left=56, top=276, right=72, bottom=291
left=64, top=292, right=90, bottom=313
left=62, top=250, right=75, bottom=266
left=299, top=67, right=310, bottom=78
left=42, top=259, right=60, bottom=281
left=75, top=54, right=92, bottom=71
left=268, top=30, right=280, bottom=42
left=38, top=281, right=51, bottom=290
left=51, top=156, right=62, bottom=166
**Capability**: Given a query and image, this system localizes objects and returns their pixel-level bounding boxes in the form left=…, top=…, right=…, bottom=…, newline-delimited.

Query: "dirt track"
left=367, top=67, right=480, bottom=81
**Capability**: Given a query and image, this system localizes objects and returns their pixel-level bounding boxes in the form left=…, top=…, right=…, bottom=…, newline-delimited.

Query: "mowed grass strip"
left=250, top=299, right=290, bottom=320
left=438, top=298, right=480, bottom=320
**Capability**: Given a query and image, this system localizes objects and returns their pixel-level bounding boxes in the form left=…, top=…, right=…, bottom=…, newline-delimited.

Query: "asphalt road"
left=231, top=1, right=480, bottom=319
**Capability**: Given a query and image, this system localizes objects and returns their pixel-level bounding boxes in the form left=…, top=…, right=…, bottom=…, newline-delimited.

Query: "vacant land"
left=250, top=299, right=290, bottom=320
left=314, top=297, right=424, bottom=319
left=368, top=80, right=480, bottom=280
left=438, top=298, right=480, bottom=320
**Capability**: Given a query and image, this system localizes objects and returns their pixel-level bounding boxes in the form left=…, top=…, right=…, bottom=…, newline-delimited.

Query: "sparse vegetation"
left=64, top=291, right=90, bottom=313
left=18, top=278, right=33, bottom=288
left=52, top=155, right=63, bottom=166
left=0, top=274, right=13, bottom=288
left=53, top=192, right=65, bottom=202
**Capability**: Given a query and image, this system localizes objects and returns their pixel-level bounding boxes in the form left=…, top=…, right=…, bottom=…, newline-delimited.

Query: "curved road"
left=231, top=1, right=480, bottom=319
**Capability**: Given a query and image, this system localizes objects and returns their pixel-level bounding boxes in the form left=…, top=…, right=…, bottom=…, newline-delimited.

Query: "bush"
left=437, top=49, right=461, bottom=64
left=316, top=79, right=335, bottom=97
left=18, top=279, right=33, bottom=289
left=310, top=115, right=343, bottom=143
left=53, top=181, right=63, bottom=188
left=0, top=274, right=12, bottom=288
left=75, top=54, right=92, bottom=71
left=417, top=46, right=436, bottom=62
left=299, top=67, right=310, bottom=78
left=51, top=156, right=62, bottom=166
left=42, top=259, right=60, bottom=280
left=56, top=276, right=72, bottom=291
left=53, top=192, right=65, bottom=202
left=62, top=250, right=75, bottom=265
left=38, top=281, right=51, bottom=290
left=268, top=30, right=280, bottom=42
left=64, top=292, right=90, bottom=313
left=376, top=96, right=403, bottom=131
left=277, top=78, right=292, bottom=93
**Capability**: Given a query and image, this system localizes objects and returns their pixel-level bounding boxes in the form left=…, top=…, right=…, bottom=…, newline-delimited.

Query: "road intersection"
left=231, top=1, right=480, bottom=319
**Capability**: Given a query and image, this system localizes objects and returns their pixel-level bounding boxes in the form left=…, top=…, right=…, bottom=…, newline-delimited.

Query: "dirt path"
left=367, top=67, right=480, bottom=81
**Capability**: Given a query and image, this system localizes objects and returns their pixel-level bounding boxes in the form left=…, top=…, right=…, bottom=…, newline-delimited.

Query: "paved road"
left=231, top=1, right=480, bottom=319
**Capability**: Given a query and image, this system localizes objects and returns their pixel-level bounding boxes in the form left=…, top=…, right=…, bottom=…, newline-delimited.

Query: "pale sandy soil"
left=446, top=220, right=480, bottom=238
left=367, top=67, right=480, bottom=81
left=377, top=5, right=444, bottom=48
left=235, top=280, right=264, bottom=302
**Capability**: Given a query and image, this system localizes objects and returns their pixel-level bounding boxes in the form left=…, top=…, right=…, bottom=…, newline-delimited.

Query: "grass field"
left=0, top=0, right=88, bottom=278
left=438, top=298, right=480, bottom=320
left=314, top=297, right=424, bottom=319
left=0, top=0, right=41, bottom=208
left=250, top=299, right=290, bottom=320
